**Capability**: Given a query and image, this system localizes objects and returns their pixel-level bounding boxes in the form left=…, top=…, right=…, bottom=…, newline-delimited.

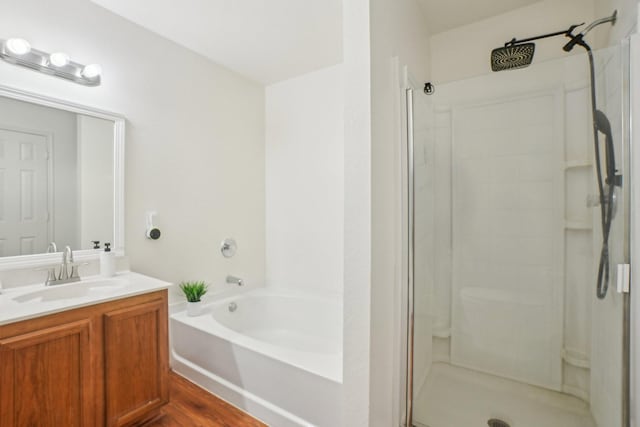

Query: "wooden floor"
left=143, top=372, right=267, bottom=427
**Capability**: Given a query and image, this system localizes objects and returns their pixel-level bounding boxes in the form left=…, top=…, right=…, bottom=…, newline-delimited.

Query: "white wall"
left=369, top=0, right=431, bottom=425
left=0, top=97, right=78, bottom=252
left=430, top=0, right=596, bottom=83
left=0, top=0, right=266, bottom=293
left=342, top=0, right=372, bottom=424
left=265, top=64, right=344, bottom=295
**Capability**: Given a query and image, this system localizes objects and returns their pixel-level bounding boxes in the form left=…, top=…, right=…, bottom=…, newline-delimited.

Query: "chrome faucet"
left=43, top=245, right=82, bottom=286
left=226, top=275, right=244, bottom=286
left=59, top=246, right=73, bottom=280
left=44, top=242, right=58, bottom=285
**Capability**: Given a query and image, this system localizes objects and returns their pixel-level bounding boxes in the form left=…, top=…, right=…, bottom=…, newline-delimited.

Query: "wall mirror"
left=0, top=85, right=124, bottom=268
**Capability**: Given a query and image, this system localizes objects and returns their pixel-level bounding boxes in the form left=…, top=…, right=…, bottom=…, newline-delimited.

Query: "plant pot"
left=186, top=300, right=204, bottom=317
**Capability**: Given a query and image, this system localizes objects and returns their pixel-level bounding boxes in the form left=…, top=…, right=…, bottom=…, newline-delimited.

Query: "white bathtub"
left=170, top=288, right=343, bottom=427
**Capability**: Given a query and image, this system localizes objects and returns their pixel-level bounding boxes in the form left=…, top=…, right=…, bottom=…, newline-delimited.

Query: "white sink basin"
left=0, top=272, right=171, bottom=326
left=13, top=279, right=127, bottom=303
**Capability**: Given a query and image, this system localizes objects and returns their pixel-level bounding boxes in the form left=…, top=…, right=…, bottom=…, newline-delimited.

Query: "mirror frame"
left=0, top=84, right=125, bottom=270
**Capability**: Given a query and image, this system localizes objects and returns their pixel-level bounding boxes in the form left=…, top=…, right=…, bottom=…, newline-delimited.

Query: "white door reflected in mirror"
left=0, top=129, right=49, bottom=255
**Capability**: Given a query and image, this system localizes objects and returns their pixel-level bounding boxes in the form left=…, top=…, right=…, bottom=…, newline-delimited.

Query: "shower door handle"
left=616, top=264, right=630, bottom=293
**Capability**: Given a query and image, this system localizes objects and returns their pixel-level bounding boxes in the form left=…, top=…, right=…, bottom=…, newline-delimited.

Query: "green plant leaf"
left=179, top=281, right=209, bottom=303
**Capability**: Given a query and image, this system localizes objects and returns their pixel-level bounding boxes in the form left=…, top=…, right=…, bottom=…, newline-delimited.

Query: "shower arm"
left=563, top=11, right=617, bottom=52
left=504, top=23, right=584, bottom=47
left=581, top=11, right=618, bottom=36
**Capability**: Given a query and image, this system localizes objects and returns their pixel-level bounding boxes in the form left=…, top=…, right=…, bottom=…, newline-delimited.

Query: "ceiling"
left=417, top=0, right=542, bottom=34
left=90, top=0, right=343, bottom=85
left=91, top=0, right=547, bottom=84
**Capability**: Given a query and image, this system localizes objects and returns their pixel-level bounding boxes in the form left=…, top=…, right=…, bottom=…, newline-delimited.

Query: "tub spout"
left=226, top=275, right=244, bottom=286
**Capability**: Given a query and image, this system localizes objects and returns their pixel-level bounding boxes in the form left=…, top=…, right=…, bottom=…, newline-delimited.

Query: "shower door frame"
left=403, top=38, right=634, bottom=427
left=404, top=83, right=416, bottom=427
left=402, top=66, right=430, bottom=427
left=629, top=32, right=640, bottom=427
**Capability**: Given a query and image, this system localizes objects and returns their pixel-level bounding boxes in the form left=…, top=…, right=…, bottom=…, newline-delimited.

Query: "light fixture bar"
left=0, top=39, right=101, bottom=86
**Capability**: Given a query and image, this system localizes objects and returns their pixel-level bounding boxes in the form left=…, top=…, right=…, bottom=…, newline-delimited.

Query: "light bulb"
left=49, top=52, right=70, bottom=67
left=81, top=63, right=102, bottom=79
left=5, top=38, right=31, bottom=55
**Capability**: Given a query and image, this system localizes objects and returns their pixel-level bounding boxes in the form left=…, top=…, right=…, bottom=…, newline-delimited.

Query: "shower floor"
left=413, top=363, right=596, bottom=427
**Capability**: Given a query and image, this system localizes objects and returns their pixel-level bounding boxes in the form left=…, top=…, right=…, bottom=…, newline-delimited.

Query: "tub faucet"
left=226, top=275, right=244, bottom=286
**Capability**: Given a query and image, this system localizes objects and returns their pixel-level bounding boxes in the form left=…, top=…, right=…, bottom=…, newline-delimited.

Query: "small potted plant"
left=179, top=281, right=209, bottom=316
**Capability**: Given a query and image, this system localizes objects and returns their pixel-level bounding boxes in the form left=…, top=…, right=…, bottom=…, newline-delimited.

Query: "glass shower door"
left=406, top=41, right=629, bottom=427
left=406, top=84, right=437, bottom=427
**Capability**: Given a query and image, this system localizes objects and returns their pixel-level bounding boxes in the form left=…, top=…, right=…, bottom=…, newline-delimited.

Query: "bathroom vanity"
left=0, top=273, right=170, bottom=427
left=0, top=80, right=170, bottom=426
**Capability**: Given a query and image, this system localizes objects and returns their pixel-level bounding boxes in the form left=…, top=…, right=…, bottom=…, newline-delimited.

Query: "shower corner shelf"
left=432, top=326, right=451, bottom=339
left=562, top=348, right=590, bottom=369
left=565, top=220, right=593, bottom=230
left=564, top=160, right=593, bottom=169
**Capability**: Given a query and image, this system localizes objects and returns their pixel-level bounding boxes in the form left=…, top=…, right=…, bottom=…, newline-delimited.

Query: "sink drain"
left=487, top=419, right=511, bottom=427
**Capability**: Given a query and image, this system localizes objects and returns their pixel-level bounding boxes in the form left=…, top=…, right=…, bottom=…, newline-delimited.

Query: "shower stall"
left=403, top=31, right=631, bottom=427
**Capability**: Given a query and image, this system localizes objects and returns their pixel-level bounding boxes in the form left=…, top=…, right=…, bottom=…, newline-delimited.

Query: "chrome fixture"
left=563, top=10, right=618, bottom=52
left=59, top=246, right=73, bottom=280
left=0, top=38, right=102, bottom=86
left=228, top=302, right=238, bottom=312
left=221, top=238, right=237, bottom=258
left=423, top=82, right=435, bottom=95
left=405, top=87, right=416, bottom=427
left=226, top=275, right=244, bottom=286
left=44, top=242, right=59, bottom=285
left=42, top=246, right=82, bottom=286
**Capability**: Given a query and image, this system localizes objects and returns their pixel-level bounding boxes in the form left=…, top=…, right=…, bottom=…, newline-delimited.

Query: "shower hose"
left=585, top=46, right=617, bottom=299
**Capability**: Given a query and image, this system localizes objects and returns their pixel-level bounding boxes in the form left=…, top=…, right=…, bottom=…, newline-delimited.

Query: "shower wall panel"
left=449, top=91, right=565, bottom=390
left=432, top=108, right=453, bottom=338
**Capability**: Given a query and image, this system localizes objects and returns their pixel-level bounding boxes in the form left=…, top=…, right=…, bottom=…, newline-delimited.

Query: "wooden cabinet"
left=104, top=300, right=168, bottom=426
left=0, top=290, right=168, bottom=427
left=0, top=319, right=94, bottom=427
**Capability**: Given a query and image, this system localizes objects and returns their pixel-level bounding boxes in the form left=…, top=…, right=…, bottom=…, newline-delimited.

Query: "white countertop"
left=0, top=271, right=171, bottom=326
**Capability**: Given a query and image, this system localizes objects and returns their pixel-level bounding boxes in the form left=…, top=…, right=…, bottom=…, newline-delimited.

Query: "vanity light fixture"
left=0, top=38, right=101, bottom=86
left=49, top=52, right=70, bottom=67
left=82, top=63, right=102, bottom=79
left=6, top=38, right=31, bottom=55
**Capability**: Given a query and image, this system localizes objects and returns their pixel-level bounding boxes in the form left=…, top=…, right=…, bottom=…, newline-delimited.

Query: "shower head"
left=491, top=43, right=535, bottom=71
left=563, top=10, right=617, bottom=52
left=594, top=109, right=621, bottom=187
left=491, top=23, right=582, bottom=72
left=595, top=109, right=612, bottom=135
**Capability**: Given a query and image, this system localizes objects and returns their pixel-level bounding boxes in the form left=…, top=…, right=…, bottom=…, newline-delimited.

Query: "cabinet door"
left=104, top=299, right=169, bottom=426
left=0, top=319, right=94, bottom=427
